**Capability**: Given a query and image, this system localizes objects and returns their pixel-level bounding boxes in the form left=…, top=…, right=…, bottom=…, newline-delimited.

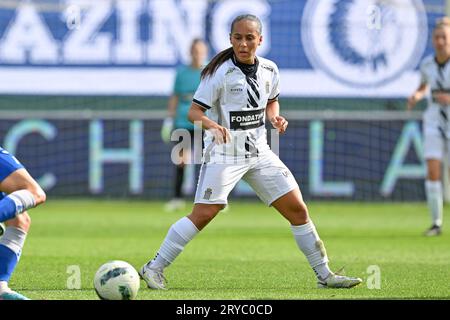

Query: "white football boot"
left=317, top=272, right=363, bottom=289
left=139, top=263, right=167, bottom=290
left=423, top=225, right=442, bottom=237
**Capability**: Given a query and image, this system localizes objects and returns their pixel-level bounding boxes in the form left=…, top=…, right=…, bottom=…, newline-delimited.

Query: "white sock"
left=425, top=180, right=443, bottom=227
left=8, top=190, right=36, bottom=215
left=0, top=281, right=9, bottom=292
left=0, top=227, right=27, bottom=257
left=291, top=221, right=331, bottom=281
left=149, top=217, right=199, bottom=270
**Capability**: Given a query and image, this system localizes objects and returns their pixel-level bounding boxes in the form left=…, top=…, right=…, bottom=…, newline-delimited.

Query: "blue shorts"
left=0, top=147, right=24, bottom=182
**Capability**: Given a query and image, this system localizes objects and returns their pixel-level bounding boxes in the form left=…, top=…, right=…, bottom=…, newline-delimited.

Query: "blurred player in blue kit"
left=0, top=146, right=46, bottom=300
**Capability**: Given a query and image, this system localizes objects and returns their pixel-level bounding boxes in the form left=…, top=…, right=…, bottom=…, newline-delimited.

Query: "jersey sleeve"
left=192, top=74, right=221, bottom=110
left=269, top=65, right=280, bottom=100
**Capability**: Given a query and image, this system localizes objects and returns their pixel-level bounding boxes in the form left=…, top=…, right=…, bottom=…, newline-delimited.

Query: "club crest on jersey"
left=301, top=0, right=427, bottom=88
left=203, top=188, right=213, bottom=200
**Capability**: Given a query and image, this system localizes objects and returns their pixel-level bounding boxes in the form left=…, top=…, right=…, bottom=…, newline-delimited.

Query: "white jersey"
left=193, top=55, right=280, bottom=162
left=420, top=55, right=450, bottom=138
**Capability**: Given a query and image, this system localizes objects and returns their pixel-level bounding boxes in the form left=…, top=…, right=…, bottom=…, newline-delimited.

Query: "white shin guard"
left=291, top=221, right=331, bottom=280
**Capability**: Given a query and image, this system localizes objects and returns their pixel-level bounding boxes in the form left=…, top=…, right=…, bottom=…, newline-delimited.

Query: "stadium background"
left=0, top=0, right=446, bottom=201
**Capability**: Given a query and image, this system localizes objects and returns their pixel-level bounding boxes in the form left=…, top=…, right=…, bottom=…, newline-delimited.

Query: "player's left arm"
left=433, top=91, right=450, bottom=105
left=266, top=99, right=288, bottom=134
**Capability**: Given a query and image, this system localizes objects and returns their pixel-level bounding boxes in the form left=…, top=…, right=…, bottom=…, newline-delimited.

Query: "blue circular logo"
left=301, top=0, right=428, bottom=88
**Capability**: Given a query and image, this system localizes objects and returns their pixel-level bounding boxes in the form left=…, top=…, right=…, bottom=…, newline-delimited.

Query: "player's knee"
left=6, top=212, right=31, bottom=232
left=426, top=162, right=441, bottom=180
left=190, top=204, right=222, bottom=228
left=32, top=187, right=46, bottom=206
left=199, top=207, right=219, bottom=222
left=426, top=168, right=440, bottom=180
left=299, top=201, right=309, bottom=215
left=292, top=201, right=309, bottom=224
left=427, top=173, right=440, bottom=181
left=19, top=212, right=32, bottom=231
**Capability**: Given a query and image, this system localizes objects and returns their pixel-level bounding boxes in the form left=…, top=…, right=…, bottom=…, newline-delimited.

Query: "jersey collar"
left=231, top=54, right=259, bottom=78
left=434, top=55, right=450, bottom=69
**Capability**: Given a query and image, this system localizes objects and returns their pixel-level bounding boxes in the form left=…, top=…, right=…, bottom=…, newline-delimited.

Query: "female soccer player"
left=0, top=146, right=46, bottom=299
left=162, top=39, right=209, bottom=212
left=140, top=14, right=362, bottom=289
left=407, top=17, right=450, bottom=236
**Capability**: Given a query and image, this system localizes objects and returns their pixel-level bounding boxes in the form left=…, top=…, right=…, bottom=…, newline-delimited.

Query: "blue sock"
left=0, top=245, right=18, bottom=282
left=0, top=197, right=17, bottom=223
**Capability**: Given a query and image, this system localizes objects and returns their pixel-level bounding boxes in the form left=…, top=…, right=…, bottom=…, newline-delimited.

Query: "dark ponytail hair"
left=201, top=47, right=234, bottom=79
left=201, top=14, right=262, bottom=79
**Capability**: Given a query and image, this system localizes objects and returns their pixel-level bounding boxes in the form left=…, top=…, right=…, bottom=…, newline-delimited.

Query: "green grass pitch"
left=9, top=200, right=449, bottom=300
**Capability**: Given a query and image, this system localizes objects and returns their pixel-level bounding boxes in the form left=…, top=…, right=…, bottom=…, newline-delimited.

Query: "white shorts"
left=194, top=151, right=299, bottom=206
left=423, top=106, right=450, bottom=161
left=423, top=126, right=450, bottom=161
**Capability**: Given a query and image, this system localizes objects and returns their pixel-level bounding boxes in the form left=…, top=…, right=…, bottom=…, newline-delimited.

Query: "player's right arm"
left=188, top=104, right=231, bottom=144
left=407, top=82, right=428, bottom=110
left=408, top=59, right=431, bottom=110
left=190, top=68, right=231, bottom=145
